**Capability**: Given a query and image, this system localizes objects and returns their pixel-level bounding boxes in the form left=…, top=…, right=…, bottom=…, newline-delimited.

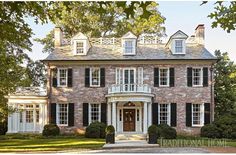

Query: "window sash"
left=159, top=68, right=169, bottom=86
left=192, top=68, right=202, bottom=86
left=90, top=68, right=100, bottom=86
left=175, top=40, right=183, bottom=53
left=26, top=110, right=33, bottom=123
left=58, top=69, right=68, bottom=87
left=192, top=104, right=204, bottom=126
left=57, top=104, right=68, bottom=126
left=124, top=40, right=135, bottom=54
left=158, top=104, right=170, bottom=125
left=89, top=103, right=101, bottom=124
left=76, top=42, right=84, bottom=54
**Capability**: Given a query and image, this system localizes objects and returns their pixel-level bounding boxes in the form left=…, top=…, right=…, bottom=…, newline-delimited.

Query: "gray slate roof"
left=44, top=43, right=217, bottom=61
left=11, top=87, right=47, bottom=96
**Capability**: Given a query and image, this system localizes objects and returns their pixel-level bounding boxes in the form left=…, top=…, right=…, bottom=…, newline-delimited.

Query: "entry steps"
left=115, top=133, right=147, bottom=140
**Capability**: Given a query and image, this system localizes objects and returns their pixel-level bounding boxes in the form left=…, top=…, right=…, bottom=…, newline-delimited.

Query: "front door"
left=123, top=109, right=135, bottom=131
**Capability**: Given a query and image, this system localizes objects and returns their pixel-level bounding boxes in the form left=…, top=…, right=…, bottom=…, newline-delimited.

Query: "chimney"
left=195, top=24, right=205, bottom=45
left=54, top=26, right=63, bottom=48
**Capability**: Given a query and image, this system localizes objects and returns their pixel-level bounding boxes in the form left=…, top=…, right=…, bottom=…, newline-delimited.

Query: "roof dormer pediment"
left=72, top=32, right=88, bottom=40
left=122, top=31, right=137, bottom=39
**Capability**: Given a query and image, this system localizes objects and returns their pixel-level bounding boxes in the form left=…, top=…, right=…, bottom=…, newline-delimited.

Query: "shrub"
left=85, top=122, right=106, bottom=138
left=200, top=124, right=221, bottom=138
left=148, top=125, right=158, bottom=135
left=0, top=121, right=7, bottom=135
left=156, top=124, right=177, bottom=139
left=42, top=124, right=60, bottom=137
left=106, top=125, right=115, bottom=134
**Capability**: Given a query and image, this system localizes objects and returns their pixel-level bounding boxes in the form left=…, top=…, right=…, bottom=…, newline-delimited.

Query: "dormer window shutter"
left=85, top=68, right=90, bottom=87
left=169, top=68, right=175, bottom=87
left=100, top=68, right=105, bottom=87
left=187, top=67, right=192, bottom=87
left=52, top=68, right=58, bottom=87
left=67, top=68, right=73, bottom=87
left=203, top=67, right=208, bottom=87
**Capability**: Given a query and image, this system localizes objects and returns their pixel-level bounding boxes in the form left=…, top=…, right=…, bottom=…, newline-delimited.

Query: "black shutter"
left=203, top=67, right=208, bottom=87
left=186, top=103, right=192, bottom=127
left=101, top=103, right=107, bottom=124
left=67, top=68, right=73, bottom=87
left=52, top=68, right=57, bottom=87
left=68, top=103, right=74, bottom=126
left=100, top=68, right=105, bottom=87
left=50, top=103, right=56, bottom=124
left=204, top=103, right=210, bottom=125
left=154, top=68, right=159, bottom=87
left=83, top=103, right=89, bottom=126
left=169, top=68, right=175, bottom=87
left=187, top=67, right=192, bottom=87
left=85, top=68, right=90, bottom=87
left=171, top=103, right=177, bottom=127
left=152, top=103, right=158, bottom=125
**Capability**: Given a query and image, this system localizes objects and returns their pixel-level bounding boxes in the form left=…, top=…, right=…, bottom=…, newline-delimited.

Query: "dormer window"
left=175, top=40, right=183, bottom=53
left=124, top=40, right=135, bottom=54
left=76, top=41, right=84, bottom=54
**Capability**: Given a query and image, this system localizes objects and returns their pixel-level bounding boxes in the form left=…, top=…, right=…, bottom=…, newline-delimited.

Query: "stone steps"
left=115, top=133, right=147, bottom=140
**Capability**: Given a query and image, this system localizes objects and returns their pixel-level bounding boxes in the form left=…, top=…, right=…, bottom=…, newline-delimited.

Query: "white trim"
left=158, top=103, right=171, bottom=126
left=138, top=67, right=143, bottom=85
left=73, top=40, right=87, bottom=55
left=159, top=68, right=170, bottom=87
left=192, top=68, right=203, bottom=87
left=90, top=68, right=101, bottom=87
left=56, top=103, right=68, bottom=126
left=57, top=68, right=68, bottom=87
left=191, top=103, right=204, bottom=127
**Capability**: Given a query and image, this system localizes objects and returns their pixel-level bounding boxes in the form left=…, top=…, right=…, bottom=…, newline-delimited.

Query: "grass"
left=0, top=134, right=105, bottom=153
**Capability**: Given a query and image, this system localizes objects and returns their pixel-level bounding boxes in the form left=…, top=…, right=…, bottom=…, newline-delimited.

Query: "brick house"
left=7, top=24, right=217, bottom=136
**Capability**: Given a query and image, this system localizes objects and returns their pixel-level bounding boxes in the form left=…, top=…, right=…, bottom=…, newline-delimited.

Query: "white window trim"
left=123, top=39, right=136, bottom=55
left=191, top=103, right=204, bottom=127
left=73, top=40, right=87, bottom=55
left=88, top=103, right=101, bottom=125
left=192, top=68, right=203, bottom=87
left=159, top=68, right=170, bottom=87
left=158, top=103, right=171, bottom=126
left=90, top=68, right=101, bottom=87
left=173, top=39, right=186, bottom=54
left=56, top=103, right=69, bottom=126
left=138, top=67, right=143, bottom=85
left=57, top=68, right=68, bottom=87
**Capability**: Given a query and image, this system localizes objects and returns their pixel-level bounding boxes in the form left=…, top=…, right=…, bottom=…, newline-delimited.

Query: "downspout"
left=210, top=64, right=214, bottom=122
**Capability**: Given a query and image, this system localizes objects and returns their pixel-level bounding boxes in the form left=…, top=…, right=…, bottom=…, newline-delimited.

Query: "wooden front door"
left=123, top=109, right=135, bottom=131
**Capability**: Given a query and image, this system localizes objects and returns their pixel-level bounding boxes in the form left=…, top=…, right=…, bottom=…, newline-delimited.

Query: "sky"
left=27, top=1, right=236, bottom=62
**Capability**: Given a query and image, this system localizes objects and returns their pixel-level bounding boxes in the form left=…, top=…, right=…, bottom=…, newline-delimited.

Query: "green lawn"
left=0, top=135, right=105, bottom=153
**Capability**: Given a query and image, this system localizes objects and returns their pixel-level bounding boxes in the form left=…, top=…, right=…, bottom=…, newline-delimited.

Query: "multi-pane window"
left=159, top=104, right=170, bottom=125
left=193, top=68, right=202, bottom=86
left=90, top=68, right=100, bottom=86
left=26, top=105, right=34, bottom=123
left=90, top=104, right=100, bottom=123
left=124, top=40, right=134, bottom=54
left=175, top=40, right=183, bottom=53
left=57, top=104, right=68, bottom=125
left=192, top=104, right=203, bottom=126
left=159, top=68, right=169, bottom=86
left=58, top=69, right=68, bottom=87
left=76, top=41, right=84, bottom=54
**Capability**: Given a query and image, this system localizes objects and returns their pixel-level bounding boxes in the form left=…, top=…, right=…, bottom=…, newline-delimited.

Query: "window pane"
left=192, top=104, right=201, bottom=125
left=58, top=104, right=68, bottom=125
left=36, top=110, right=39, bottom=123
left=159, top=104, right=169, bottom=124
left=91, top=68, right=100, bottom=86
left=193, top=68, right=201, bottom=86
left=175, top=40, right=183, bottom=53
left=59, top=69, right=67, bottom=86
left=91, top=104, right=100, bottom=123
left=76, top=42, right=84, bottom=54
left=160, top=69, right=168, bottom=86
left=26, top=110, right=33, bottom=123
left=125, top=41, right=133, bottom=53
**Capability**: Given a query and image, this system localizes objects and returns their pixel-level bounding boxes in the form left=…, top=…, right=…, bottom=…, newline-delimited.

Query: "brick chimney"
left=195, top=24, right=205, bottom=45
left=54, top=26, right=63, bottom=48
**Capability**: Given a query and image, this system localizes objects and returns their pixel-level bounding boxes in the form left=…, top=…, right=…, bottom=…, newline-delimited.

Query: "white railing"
left=108, top=84, right=151, bottom=94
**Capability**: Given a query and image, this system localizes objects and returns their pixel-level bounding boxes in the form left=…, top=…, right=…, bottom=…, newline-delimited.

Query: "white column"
left=33, top=104, right=36, bottom=132
left=143, top=102, right=148, bottom=134
left=7, top=104, right=13, bottom=133
left=13, top=104, right=18, bottom=133
left=39, top=104, right=43, bottom=132
left=112, top=102, right=117, bottom=132
left=107, top=103, right=111, bottom=125
left=148, top=102, right=152, bottom=127
left=22, top=104, right=26, bottom=132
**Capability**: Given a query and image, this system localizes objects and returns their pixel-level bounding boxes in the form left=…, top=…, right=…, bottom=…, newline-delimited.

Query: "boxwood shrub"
left=85, top=121, right=106, bottom=138
left=42, top=124, right=60, bottom=136
left=156, top=124, right=177, bottom=139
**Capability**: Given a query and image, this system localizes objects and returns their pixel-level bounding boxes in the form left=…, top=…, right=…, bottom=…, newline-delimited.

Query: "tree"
left=214, top=50, right=236, bottom=117
left=35, top=1, right=165, bottom=53
left=202, top=1, right=236, bottom=33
